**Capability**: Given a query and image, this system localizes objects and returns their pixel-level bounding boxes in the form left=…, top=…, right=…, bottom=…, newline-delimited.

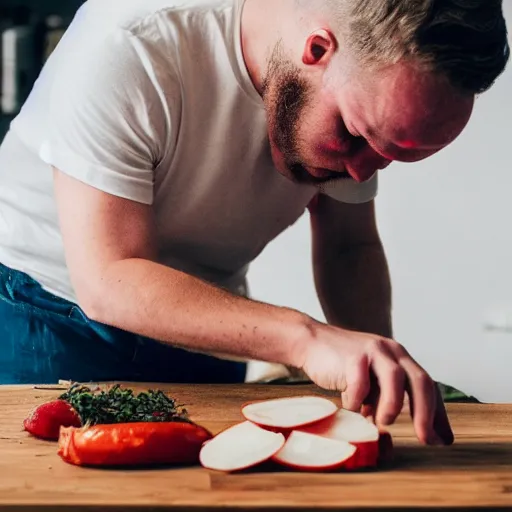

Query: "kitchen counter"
left=1, top=382, right=511, bottom=511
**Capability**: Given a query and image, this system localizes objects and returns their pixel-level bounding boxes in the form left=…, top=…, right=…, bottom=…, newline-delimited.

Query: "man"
left=0, top=0, right=508, bottom=446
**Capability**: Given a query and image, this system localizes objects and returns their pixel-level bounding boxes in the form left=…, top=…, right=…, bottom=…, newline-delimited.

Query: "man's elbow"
left=73, top=278, right=110, bottom=324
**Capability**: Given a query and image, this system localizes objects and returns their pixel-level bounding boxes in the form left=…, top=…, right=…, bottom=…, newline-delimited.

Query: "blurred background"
left=0, top=1, right=510, bottom=402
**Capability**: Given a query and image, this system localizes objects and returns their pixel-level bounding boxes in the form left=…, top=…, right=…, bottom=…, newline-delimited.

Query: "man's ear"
left=302, top=29, right=337, bottom=66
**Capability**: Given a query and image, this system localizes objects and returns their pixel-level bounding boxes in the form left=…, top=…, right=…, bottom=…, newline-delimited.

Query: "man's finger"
left=386, top=342, right=444, bottom=445
left=433, top=384, right=455, bottom=445
left=370, top=353, right=406, bottom=427
left=361, top=373, right=380, bottom=420
left=360, top=404, right=375, bottom=419
left=400, top=358, right=438, bottom=445
left=341, top=357, right=371, bottom=412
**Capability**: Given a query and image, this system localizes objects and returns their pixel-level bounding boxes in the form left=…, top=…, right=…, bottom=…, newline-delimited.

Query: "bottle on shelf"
left=1, top=6, right=46, bottom=116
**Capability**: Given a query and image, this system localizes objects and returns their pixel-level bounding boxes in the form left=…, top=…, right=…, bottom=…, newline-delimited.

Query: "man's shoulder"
left=79, top=0, right=237, bottom=35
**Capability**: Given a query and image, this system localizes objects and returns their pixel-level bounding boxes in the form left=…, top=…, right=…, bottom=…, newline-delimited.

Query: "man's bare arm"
left=53, top=168, right=310, bottom=366
left=310, top=195, right=393, bottom=338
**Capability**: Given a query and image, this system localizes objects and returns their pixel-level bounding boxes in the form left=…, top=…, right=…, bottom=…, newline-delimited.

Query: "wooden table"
left=1, top=383, right=512, bottom=511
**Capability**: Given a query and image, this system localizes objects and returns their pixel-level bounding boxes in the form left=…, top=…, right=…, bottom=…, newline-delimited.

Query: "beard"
left=261, top=43, right=341, bottom=185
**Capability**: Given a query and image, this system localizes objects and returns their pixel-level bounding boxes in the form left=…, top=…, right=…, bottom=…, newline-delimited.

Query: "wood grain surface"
left=0, top=382, right=511, bottom=511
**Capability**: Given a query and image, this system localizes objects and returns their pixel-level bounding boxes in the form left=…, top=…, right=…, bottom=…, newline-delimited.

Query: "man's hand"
left=298, top=321, right=454, bottom=446
left=306, top=195, right=453, bottom=445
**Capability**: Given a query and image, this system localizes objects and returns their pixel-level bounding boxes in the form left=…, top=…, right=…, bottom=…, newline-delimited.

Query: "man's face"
left=261, top=46, right=475, bottom=186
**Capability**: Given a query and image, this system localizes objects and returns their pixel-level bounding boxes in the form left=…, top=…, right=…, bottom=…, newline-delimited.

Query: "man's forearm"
left=313, top=242, right=393, bottom=338
left=83, top=258, right=311, bottom=367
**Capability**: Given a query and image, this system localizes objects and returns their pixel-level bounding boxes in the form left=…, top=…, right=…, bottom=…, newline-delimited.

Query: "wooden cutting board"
left=1, top=382, right=512, bottom=511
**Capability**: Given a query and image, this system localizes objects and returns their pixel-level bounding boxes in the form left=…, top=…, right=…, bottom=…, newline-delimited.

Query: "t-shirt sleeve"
left=38, top=26, right=170, bottom=205
left=317, top=172, right=378, bottom=204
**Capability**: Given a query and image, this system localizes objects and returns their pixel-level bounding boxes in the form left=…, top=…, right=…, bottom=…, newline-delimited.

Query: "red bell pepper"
left=58, top=421, right=212, bottom=467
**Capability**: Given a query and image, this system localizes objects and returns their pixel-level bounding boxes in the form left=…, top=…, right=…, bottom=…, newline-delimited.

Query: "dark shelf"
left=1, top=0, right=84, bottom=19
left=0, top=117, right=15, bottom=142
left=0, top=0, right=85, bottom=142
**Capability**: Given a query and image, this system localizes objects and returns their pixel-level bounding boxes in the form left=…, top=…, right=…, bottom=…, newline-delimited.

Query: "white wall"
left=247, top=4, right=512, bottom=402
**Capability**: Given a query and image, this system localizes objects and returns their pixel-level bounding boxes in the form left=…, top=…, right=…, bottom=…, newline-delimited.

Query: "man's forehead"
left=369, top=81, right=473, bottom=149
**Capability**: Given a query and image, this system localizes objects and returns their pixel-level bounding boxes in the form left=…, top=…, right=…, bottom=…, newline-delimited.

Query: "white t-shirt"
left=0, top=0, right=378, bottom=304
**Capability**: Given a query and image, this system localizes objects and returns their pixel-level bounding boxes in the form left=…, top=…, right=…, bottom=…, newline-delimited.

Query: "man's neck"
left=240, top=0, right=290, bottom=95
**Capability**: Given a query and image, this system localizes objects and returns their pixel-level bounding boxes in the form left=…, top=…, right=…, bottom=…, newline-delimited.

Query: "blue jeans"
left=0, top=262, right=247, bottom=384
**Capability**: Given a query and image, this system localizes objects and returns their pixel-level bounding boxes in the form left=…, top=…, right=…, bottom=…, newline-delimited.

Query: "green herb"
left=437, top=382, right=480, bottom=403
left=59, top=384, right=190, bottom=426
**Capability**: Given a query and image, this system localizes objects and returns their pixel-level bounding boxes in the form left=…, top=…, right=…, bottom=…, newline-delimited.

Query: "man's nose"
left=345, top=149, right=391, bottom=182
left=378, top=160, right=392, bottom=171
left=345, top=165, right=376, bottom=183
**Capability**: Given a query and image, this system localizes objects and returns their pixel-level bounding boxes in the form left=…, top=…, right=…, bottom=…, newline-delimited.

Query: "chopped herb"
left=59, top=384, right=190, bottom=426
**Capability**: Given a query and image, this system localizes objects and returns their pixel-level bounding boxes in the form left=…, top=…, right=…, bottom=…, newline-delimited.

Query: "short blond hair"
left=303, top=0, right=510, bottom=94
